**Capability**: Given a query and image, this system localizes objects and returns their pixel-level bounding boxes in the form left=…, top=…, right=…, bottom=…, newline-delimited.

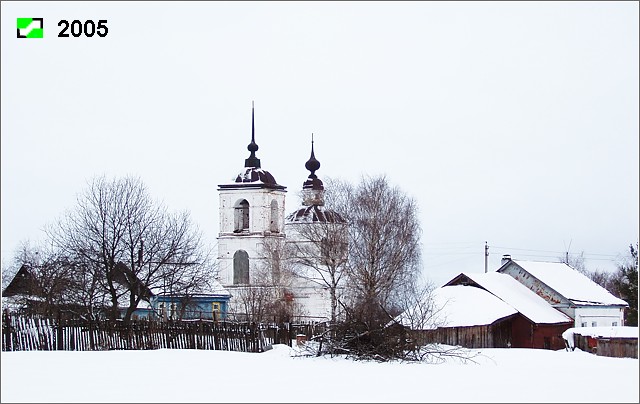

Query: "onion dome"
left=286, top=135, right=346, bottom=224
left=219, top=102, right=285, bottom=191
left=302, top=134, right=324, bottom=191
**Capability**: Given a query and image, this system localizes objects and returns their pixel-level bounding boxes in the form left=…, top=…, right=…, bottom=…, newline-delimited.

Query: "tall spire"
left=244, top=101, right=261, bottom=168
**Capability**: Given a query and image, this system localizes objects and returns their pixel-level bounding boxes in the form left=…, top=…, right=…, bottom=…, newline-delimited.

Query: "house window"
left=170, top=303, right=177, bottom=320
left=158, top=302, right=166, bottom=320
left=233, top=250, right=250, bottom=284
left=612, top=321, right=618, bottom=326
left=270, top=200, right=279, bottom=233
left=212, top=302, right=221, bottom=320
left=581, top=322, right=587, bottom=327
left=591, top=321, right=597, bottom=327
left=234, top=200, right=250, bottom=232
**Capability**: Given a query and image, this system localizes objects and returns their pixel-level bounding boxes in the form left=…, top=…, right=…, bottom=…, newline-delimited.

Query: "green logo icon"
left=17, top=18, right=44, bottom=38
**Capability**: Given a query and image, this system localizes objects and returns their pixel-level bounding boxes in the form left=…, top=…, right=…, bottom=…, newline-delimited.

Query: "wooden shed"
left=563, top=326, right=638, bottom=358
left=443, top=272, right=573, bottom=350
left=397, top=284, right=521, bottom=349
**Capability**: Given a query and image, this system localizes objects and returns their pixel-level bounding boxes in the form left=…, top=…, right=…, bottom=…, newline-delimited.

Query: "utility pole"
left=484, top=241, right=489, bottom=273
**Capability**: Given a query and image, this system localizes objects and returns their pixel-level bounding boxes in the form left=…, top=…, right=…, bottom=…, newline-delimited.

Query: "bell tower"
left=217, top=103, right=287, bottom=291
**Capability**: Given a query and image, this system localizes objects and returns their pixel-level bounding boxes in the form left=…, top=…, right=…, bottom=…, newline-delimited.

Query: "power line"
left=490, top=245, right=620, bottom=259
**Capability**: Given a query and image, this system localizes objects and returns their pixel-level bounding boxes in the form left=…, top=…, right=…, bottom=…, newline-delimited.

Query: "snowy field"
left=1, top=344, right=638, bottom=403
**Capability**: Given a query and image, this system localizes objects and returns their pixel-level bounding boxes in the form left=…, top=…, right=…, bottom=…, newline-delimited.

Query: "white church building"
left=216, top=105, right=345, bottom=322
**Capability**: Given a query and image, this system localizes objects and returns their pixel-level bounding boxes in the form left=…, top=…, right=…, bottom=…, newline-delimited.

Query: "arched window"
left=234, top=200, right=250, bottom=232
left=270, top=200, right=279, bottom=233
left=233, top=250, right=250, bottom=284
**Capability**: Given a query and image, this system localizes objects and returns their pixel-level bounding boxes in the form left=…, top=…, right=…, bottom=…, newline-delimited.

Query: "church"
left=216, top=105, right=347, bottom=322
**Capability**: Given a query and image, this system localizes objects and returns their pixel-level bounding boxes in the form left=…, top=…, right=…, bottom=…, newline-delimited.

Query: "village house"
left=395, top=284, right=519, bottom=348
left=396, top=271, right=573, bottom=350
left=443, top=272, right=573, bottom=349
left=2, top=262, right=154, bottom=320
left=497, top=255, right=629, bottom=327
left=2, top=264, right=49, bottom=316
left=150, top=279, right=231, bottom=321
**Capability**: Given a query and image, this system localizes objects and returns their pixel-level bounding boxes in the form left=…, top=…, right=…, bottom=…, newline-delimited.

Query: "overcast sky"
left=2, top=1, right=638, bottom=287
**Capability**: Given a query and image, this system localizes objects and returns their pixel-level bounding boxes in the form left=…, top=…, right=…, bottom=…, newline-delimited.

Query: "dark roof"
left=218, top=167, right=286, bottom=191
left=286, top=205, right=346, bottom=223
left=2, top=264, right=43, bottom=297
left=111, top=262, right=154, bottom=299
left=231, top=167, right=285, bottom=190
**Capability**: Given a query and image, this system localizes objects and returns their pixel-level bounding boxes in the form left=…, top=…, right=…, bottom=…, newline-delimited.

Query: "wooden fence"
left=2, top=311, right=327, bottom=353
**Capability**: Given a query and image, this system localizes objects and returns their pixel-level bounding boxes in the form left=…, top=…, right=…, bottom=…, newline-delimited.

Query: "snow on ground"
left=1, top=344, right=638, bottom=403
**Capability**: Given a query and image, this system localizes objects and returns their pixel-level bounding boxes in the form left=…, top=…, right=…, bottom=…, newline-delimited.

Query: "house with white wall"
left=497, top=255, right=629, bottom=327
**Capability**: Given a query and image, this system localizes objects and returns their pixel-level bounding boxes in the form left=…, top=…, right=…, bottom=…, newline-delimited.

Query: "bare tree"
left=287, top=215, right=348, bottom=324
left=585, top=269, right=614, bottom=291
left=328, top=175, right=423, bottom=327
left=231, top=237, right=304, bottom=323
left=232, top=282, right=273, bottom=323
left=46, top=175, right=213, bottom=322
left=259, top=237, right=304, bottom=322
left=386, top=279, right=481, bottom=362
left=560, top=250, right=587, bottom=274
left=392, top=279, right=443, bottom=332
left=294, top=175, right=424, bottom=361
left=1, top=240, right=78, bottom=318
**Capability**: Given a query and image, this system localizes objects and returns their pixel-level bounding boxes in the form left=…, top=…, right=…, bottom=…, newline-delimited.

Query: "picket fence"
left=1, top=311, right=326, bottom=353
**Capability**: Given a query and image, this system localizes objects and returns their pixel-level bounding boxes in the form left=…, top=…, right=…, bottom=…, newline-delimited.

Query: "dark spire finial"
left=245, top=101, right=261, bottom=168
left=305, top=133, right=321, bottom=179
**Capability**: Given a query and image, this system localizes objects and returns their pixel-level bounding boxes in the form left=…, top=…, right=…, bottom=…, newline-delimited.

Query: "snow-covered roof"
left=137, top=300, right=152, bottom=309
left=462, top=272, right=573, bottom=324
left=509, top=260, right=628, bottom=307
left=155, top=279, right=231, bottom=298
left=562, top=326, right=639, bottom=348
left=218, top=167, right=286, bottom=190
left=205, top=278, right=231, bottom=296
left=396, top=285, right=517, bottom=329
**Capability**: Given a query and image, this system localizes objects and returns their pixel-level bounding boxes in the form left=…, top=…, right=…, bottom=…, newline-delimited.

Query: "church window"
left=270, top=200, right=279, bottom=232
left=234, top=200, right=250, bottom=232
left=233, top=250, right=250, bottom=284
